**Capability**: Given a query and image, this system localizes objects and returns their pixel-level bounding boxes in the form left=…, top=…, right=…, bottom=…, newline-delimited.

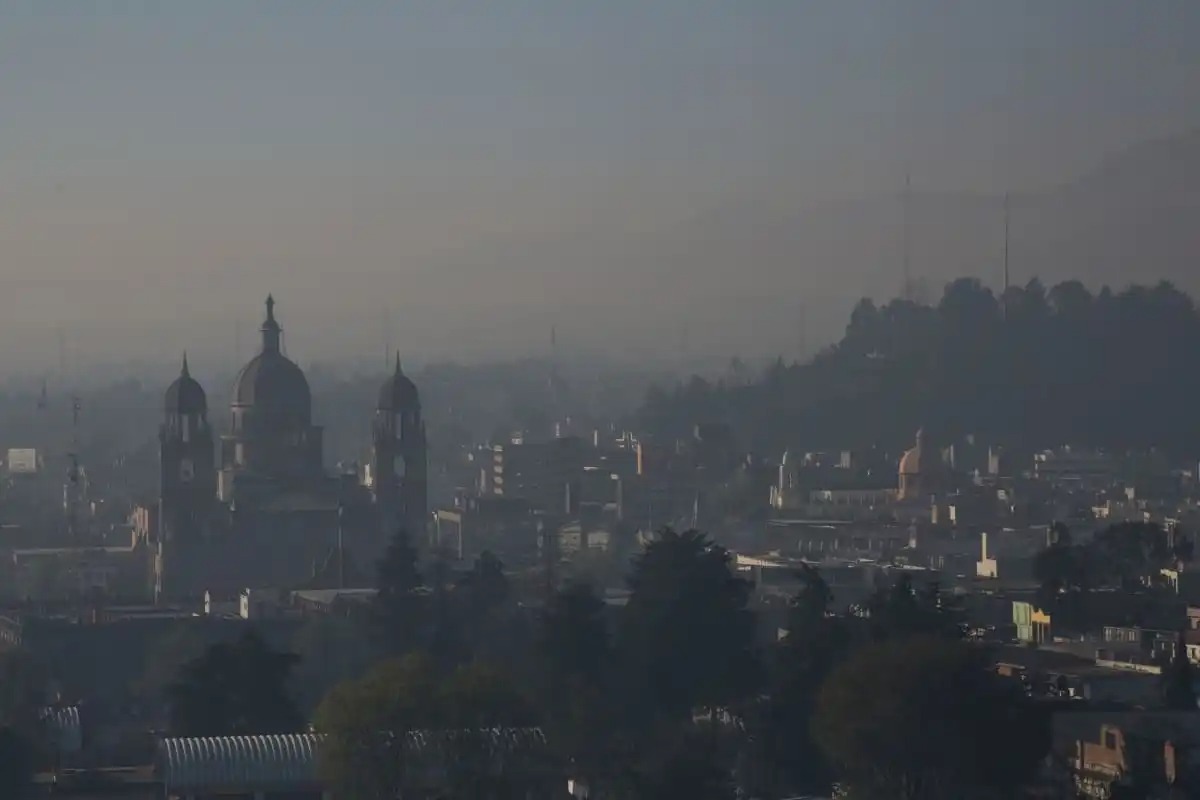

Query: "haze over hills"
left=6, top=129, right=1200, bottom=381
left=606, top=128, right=1200, bottom=361
left=364, top=128, right=1200, bottom=367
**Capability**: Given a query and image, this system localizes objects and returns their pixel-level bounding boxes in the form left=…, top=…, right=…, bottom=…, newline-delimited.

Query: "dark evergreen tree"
left=628, top=730, right=736, bottom=800
left=813, top=636, right=1050, bottom=800
left=427, top=549, right=468, bottom=669
left=867, top=575, right=964, bottom=641
left=316, top=655, right=540, bottom=800
left=616, top=528, right=761, bottom=724
left=536, top=581, right=618, bottom=793
left=371, top=528, right=424, bottom=653
left=457, top=550, right=510, bottom=619
left=0, top=650, right=48, bottom=794
left=0, top=726, right=32, bottom=798
left=0, top=650, right=47, bottom=743
left=751, top=565, right=847, bottom=796
left=167, top=630, right=302, bottom=737
left=538, top=580, right=609, bottom=691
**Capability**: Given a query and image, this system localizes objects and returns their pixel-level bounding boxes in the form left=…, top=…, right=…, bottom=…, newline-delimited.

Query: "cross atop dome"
left=261, top=294, right=281, bottom=353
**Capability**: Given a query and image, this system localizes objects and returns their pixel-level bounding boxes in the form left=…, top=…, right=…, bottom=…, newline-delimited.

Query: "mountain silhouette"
left=386, top=129, right=1200, bottom=363
left=601, top=128, right=1200, bottom=357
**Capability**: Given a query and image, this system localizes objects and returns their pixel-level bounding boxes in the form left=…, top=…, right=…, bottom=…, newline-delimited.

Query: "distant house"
left=1055, top=712, right=1200, bottom=798
left=1012, top=600, right=1052, bottom=645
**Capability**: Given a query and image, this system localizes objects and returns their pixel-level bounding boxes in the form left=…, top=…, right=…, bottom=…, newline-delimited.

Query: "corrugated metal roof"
left=158, top=728, right=547, bottom=792
left=158, top=734, right=321, bottom=791
left=41, top=706, right=82, bottom=753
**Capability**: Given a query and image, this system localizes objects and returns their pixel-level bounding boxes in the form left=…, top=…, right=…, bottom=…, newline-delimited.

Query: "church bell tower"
left=372, top=356, right=428, bottom=539
left=158, top=355, right=216, bottom=598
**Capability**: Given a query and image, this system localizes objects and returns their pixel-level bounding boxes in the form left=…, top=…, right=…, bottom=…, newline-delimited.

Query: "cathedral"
left=155, top=296, right=426, bottom=600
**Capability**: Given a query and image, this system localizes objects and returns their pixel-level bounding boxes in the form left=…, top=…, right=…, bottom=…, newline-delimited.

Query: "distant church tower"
left=157, top=355, right=216, bottom=598
left=372, top=356, right=428, bottom=539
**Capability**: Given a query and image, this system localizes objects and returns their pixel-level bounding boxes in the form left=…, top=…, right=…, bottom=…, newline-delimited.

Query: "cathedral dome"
left=377, top=355, right=419, bottom=411
left=899, top=428, right=928, bottom=477
left=232, top=353, right=311, bottom=412
left=165, top=354, right=206, bottom=414
left=899, top=446, right=922, bottom=477
left=231, top=296, right=312, bottom=418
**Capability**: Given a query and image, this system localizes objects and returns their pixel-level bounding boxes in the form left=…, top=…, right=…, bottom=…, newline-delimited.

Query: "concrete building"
left=487, top=436, right=585, bottom=514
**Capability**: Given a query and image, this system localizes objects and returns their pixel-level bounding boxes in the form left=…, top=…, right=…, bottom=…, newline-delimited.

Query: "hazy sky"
left=1, top=2, right=1198, bottom=378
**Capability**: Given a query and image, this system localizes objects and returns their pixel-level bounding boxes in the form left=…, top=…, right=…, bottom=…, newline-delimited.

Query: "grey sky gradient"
left=1, top=2, right=1198, bottom=378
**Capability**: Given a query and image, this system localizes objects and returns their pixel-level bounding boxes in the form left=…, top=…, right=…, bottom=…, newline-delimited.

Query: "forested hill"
left=637, top=278, right=1200, bottom=457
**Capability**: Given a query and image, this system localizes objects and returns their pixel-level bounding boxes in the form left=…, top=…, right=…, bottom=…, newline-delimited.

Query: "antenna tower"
left=57, top=327, right=67, bottom=384
left=902, top=172, right=912, bottom=301
left=1002, top=192, right=1011, bottom=319
left=66, top=395, right=82, bottom=539
left=797, top=303, right=807, bottom=363
left=381, top=309, right=392, bottom=371
left=545, top=324, right=562, bottom=432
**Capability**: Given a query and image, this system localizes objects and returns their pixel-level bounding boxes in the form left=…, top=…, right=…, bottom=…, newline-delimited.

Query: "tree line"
left=639, top=278, right=1200, bottom=455
left=158, top=528, right=1068, bottom=799
left=8, top=524, right=1190, bottom=796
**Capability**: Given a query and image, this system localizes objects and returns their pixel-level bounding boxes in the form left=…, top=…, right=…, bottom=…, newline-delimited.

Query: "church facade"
left=155, top=297, right=426, bottom=600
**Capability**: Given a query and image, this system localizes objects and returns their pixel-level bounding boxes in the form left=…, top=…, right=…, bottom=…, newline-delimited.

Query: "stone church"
left=154, top=296, right=426, bottom=600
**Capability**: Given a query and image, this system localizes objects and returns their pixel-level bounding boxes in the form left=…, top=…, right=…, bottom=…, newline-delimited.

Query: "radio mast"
left=902, top=172, right=912, bottom=301
left=66, top=395, right=82, bottom=539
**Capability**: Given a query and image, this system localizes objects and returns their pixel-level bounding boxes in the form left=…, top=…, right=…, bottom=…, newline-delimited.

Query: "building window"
left=1104, top=731, right=1118, bottom=750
